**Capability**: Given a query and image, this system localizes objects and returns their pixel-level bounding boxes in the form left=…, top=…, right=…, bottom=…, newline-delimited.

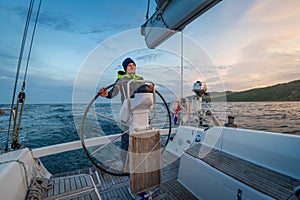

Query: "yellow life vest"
left=117, top=70, right=141, bottom=82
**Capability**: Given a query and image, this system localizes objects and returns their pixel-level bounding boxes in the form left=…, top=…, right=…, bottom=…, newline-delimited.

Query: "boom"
left=141, top=0, right=222, bottom=48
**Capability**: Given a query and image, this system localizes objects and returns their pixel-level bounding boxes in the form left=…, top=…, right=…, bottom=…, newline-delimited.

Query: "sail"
left=141, top=0, right=222, bottom=48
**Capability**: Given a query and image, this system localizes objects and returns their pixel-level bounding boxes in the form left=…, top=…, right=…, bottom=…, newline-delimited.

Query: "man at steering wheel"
left=98, top=57, right=153, bottom=163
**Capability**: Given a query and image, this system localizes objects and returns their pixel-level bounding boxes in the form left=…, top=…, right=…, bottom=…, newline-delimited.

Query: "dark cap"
left=122, top=57, right=135, bottom=71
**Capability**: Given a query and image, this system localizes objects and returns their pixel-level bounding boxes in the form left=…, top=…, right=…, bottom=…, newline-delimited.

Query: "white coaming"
left=0, top=148, right=51, bottom=200
left=175, top=125, right=300, bottom=199
left=178, top=153, right=273, bottom=200
left=205, top=126, right=300, bottom=179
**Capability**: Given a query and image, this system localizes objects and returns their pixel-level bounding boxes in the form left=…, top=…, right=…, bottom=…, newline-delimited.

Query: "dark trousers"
left=121, top=133, right=129, bottom=166
left=121, top=133, right=129, bottom=151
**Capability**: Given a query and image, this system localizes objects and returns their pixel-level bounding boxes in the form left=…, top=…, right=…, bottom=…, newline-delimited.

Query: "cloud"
left=209, top=0, right=300, bottom=91
left=244, top=0, right=300, bottom=23
left=220, top=34, right=300, bottom=91
left=0, top=2, right=132, bottom=36
left=239, top=35, right=300, bottom=68
left=0, top=3, right=76, bottom=33
left=0, top=3, right=76, bottom=34
left=0, top=3, right=28, bottom=18
left=135, top=53, right=162, bottom=62
left=0, top=51, right=18, bottom=67
left=2, top=1, right=299, bottom=103
left=38, top=13, right=76, bottom=33
left=81, top=23, right=131, bottom=35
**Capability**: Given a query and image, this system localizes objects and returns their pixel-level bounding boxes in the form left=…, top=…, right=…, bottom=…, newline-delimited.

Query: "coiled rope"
left=27, top=177, right=53, bottom=200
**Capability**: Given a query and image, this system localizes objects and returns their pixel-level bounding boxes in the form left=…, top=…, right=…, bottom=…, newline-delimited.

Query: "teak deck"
left=48, top=152, right=197, bottom=200
left=41, top=174, right=100, bottom=200
left=185, top=144, right=300, bottom=200
left=38, top=142, right=300, bottom=199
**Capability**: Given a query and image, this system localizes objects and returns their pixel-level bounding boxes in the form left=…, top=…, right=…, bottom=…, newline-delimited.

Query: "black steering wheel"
left=80, top=82, right=172, bottom=176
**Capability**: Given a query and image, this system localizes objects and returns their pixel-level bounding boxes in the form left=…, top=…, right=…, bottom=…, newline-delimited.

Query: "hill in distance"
left=203, top=79, right=300, bottom=102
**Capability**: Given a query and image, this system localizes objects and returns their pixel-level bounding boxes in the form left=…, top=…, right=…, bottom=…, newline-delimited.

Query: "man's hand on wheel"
left=98, top=88, right=108, bottom=97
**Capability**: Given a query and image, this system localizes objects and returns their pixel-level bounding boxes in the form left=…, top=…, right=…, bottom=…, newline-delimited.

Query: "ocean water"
left=1, top=102, right=299, bottom=174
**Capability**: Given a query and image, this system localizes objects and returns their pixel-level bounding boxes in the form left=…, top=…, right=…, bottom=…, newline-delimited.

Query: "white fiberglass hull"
left=1, top=126, right=299, bottom=199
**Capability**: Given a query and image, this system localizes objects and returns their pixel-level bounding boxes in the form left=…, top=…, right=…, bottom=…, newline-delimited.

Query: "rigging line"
left=5, top=0, right=35, bottom=152
left=23, top=0, right=42, bottom=90
left=145, top=0, right=150, bottom=20
left=180, top=30, right=183, bottom=99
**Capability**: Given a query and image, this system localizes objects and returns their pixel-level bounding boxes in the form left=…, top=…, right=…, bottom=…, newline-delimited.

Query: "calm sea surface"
left=1, top=102, right=299, bottom=174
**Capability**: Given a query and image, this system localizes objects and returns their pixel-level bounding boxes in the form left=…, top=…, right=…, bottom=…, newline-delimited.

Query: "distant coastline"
left=2, top=80, right=299, bottom=105
left=203, top=79, right=300, bottom=102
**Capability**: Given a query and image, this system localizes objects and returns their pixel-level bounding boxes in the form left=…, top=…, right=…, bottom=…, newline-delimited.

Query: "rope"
left=5, top=0, right=34, bottom=152
left=12, top=0, right=42, bottom=150
left=27, top=177, right=53, bottom=200
left=145, top=0, right=150, bottom=20
left=5, top=0, right=42, bottom=151
left=157, top=13, right=170, bottom=29
left=22, top=0, right=42, bottom=91
left=180, top=31, right=184, bottom=99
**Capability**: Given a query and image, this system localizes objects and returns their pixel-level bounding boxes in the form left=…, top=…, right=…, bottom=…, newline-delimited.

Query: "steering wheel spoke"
left=89, top=110, right=129, bottom=126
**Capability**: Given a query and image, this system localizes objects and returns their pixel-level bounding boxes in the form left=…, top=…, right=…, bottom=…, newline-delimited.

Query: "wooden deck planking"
left=58, top=190, right=99, bottom=200
left=161, top=179, right=198, bottom=200
left=70, top=176, right=77, bottom=191
left=95, top=155, right=198, bottom=200
left=185, top=144, right=300, bottom=200
left=50, top=151, right=197, bottom=199
left=206, top=152, right=294, bottom=198
left=43, top=174, right=100, bottom=200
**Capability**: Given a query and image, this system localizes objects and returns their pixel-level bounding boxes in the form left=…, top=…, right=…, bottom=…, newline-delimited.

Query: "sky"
left=1, top=0, right=300, bottom=104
